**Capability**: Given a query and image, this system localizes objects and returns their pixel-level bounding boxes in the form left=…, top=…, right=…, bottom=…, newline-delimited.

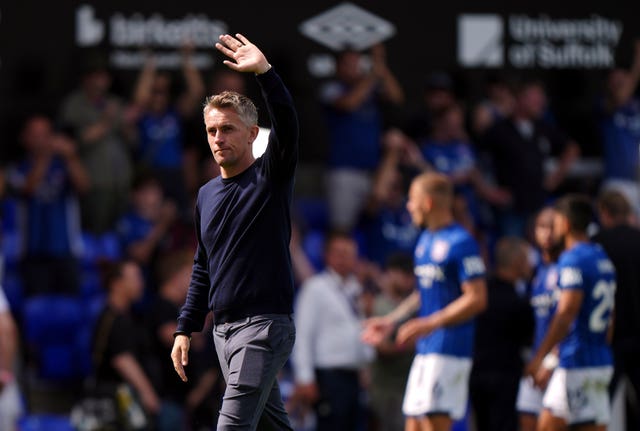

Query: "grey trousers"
left=213, top=314, right=295, bottom=431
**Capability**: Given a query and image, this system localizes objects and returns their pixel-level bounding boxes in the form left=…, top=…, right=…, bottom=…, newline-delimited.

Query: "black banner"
left=0, top=1, right=637, bottom=161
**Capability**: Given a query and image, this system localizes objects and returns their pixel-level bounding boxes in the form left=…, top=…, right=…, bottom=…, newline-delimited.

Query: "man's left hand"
left=215, top=33, right=271, bottom=75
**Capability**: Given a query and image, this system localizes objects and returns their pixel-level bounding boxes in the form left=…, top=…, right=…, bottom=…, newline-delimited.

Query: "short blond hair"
left=412, top=172, right=453, bottom=209
left=203, top=91, right=258, bottom=127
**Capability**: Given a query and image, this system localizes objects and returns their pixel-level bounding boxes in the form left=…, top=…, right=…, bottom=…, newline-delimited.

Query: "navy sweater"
left=176, top=68, right=298, bottom=331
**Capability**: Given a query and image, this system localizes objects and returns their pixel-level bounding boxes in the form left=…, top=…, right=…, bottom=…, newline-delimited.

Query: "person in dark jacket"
left=593, top=189, right=640, bottom=430
left=171, top=33, right=298, bottom=430
left=470, top=236, right=534, bottom=431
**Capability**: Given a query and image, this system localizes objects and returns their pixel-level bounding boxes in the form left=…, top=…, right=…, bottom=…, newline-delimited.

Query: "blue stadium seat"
left=23, top=295, right=87, bottom=380
left=302, top=229, right=325, bottom=271
left=79, top=266, right=103, bottom=298
left=80, top=232, right=100, bottom=268
left=75, top=294, right=106, bottom=377
left=1, top=197, right=19, bottom=232
left=40, top=344, right=75, bottom=380
left=23, top=295, right=84, bottom=345
left=2, top=268, right=23, bottom=313
left=84, top=294, right=105, bottom=324
left=99, top=231, right=122, bottom=261
left=18, top=414, right=74, bottom=431
left=74, top=325, right=94, bottom=378
left=295, top=198, right=329, bottom=232
left=1, top=229, right=22, bottom=267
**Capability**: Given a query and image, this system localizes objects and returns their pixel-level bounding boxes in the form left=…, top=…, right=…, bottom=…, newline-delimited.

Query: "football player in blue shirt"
left=363, top=172, right=487, bottom=431
left=517, top=206, right=561, bottom=431
left=526, top=195, right=615, bottom=431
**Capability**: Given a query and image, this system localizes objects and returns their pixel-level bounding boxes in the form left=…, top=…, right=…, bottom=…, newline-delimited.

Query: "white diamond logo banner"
left=457, top=14, right=504, bottom=67
left=299, top=2, right=396, bottom=51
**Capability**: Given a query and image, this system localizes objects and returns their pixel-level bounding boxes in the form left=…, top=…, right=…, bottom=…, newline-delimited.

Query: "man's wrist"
left=542, top=353, right=559, bottom=370
left=255, top=63, right=272, bottom=75
left=173, top=330, right=192, bottom=339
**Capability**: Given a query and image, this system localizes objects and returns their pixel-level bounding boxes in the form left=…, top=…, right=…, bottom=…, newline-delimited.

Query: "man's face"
left=551, top=210, right=569, bottom=250
left=535, top=208, right=555, bottom=252
left=325, top=238, right=358, bottom=277
left=204, top=107, right=257, bottom=170
left=122, top=262, right=144, bottom=302
left=337, top=51, right=363, bottom=84
left=406, top=182, right=429, bottom=228
left=83, top=70, right=111, bottom=97
left=22, top=117, right=53, bottom=153
left=519, top=85, right=547, bottom=119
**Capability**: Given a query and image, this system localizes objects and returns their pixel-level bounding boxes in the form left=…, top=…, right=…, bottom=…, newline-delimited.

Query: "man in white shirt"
left=0, top=282, right=22, bottom=431
left=291, top=231, right=374, bottom=431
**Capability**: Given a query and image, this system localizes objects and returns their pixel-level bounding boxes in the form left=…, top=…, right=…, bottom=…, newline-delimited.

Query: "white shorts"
left=402, top=353, right=472, bottom=420
left=542, top=366, right=613, bottom=426
left=516, top=376, right=545, bottom=415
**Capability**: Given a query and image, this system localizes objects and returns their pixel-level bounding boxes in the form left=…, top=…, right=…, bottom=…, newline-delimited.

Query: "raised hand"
left=215, top=33, right=271, bottom=75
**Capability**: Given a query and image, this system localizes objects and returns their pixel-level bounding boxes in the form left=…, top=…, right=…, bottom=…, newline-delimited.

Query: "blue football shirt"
left=556, top=242, right=615, bottom=368
left=529, top=262, right=559, bottom=352
left=413, top=223, right=485, bottom=358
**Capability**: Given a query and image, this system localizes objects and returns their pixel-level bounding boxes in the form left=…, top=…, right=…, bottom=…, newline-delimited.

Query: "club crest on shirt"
left=415, top=242, right=427, bottom=259
left=430, top=240, right=450, bottom=262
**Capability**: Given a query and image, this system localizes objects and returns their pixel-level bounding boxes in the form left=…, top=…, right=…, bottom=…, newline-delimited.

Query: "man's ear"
left=424, top=194, right=434, bottom=212
left=248, top=125, right=259, bottom=145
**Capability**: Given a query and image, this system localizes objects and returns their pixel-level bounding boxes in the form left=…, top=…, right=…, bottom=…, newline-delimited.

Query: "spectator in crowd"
left=6, top=115, right=89, bottom=295
left=291, top=231, right=374, bottom=431
left=358, top=129, right=421, bottom=268
left=321, top=44, right=404, bottom=231
left=593, top=190, right=640, bottom=430
left=526, top=195, right=616, bottom=431
left=471, top=73, right=516, bottom=137
left=91, top=260, right=161, bottom=426
left=132, top=46, right=205, bottom=215
left=417, top=103, right=512, bottom=234
left=146, top=250, right=220, bottom=431
left=470, top=236, right=534, bottom=431
left=599, top=40, right=640, bottom=216
left=368, top=252, right=416, bottom=431
left=0, top=285, right=22, bottom=431
left=59, top=59, right=135, bottom=233
left=481, top=79, right=580, bottom=236
left=402, top=71, right=457, bottom=143
left=516, top=206, right=561, bottom=431
left=363, top=172, right=488, bottom=431
left=115, top=172, right=177, bottom=275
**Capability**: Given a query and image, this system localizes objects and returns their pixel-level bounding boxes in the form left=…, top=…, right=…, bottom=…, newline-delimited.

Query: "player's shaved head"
left=412, top=172, right=453, bottom=209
